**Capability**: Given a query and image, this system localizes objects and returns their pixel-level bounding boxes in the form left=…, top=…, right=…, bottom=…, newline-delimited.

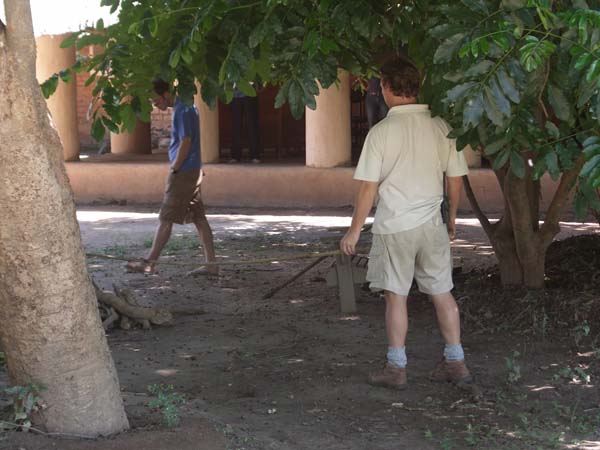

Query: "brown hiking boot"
left=368, top=364, right=407, bottom=390
left=430, top=359, right=473, bottom=385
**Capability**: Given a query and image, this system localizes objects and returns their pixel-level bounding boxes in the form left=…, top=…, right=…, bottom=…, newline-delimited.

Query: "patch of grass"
left=552, top=365, right=591, bottom=384
left=219, top=423, right=259, bottom=450
left=162, top=235, right=201, bottom=255
left=100, top=244, right=127, bottom=257
left=147, top=384, right=185, bottom=428
left=505, top=351, right=522, bottom=384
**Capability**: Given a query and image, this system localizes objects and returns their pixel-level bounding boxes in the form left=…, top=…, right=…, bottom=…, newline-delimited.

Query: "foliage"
left=0, top=382, right=46, bottom=432
left=147, top=383, right=185, bottom=428
left=41, top=1, right=600, bottom=286
left=41, top=0, right=397, bottom=141
left=405, top=0, right=600, bottom=215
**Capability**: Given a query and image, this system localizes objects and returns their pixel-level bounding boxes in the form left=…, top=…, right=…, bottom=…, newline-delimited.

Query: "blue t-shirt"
left=170, top=99, right=201, bottom=172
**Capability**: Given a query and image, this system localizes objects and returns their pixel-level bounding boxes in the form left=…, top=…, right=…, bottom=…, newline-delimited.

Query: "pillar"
left=110, top=120, right=152, bottom=154
left=35, top=34, right=80, bottom=161
left=194, top=83, right=220, bottom=163
left=305, top=72, right=352, bottom=168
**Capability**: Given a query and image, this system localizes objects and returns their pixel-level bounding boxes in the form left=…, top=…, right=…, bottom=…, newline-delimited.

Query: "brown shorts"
left=159, top=169, right=206, bottom=224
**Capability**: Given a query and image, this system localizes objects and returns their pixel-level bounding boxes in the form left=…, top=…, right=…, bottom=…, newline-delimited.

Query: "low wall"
left=65, top=160, right=561, bottom=212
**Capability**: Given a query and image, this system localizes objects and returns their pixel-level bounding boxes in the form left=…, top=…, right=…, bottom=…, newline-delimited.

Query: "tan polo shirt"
left=354, top=104, right=468, bottom=234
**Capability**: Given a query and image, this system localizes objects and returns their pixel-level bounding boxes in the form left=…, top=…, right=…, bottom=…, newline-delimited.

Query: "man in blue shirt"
left=127, top=79, right=217, bottom=275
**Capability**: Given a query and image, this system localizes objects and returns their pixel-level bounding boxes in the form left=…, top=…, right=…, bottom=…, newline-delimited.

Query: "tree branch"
left=541, top=153, right=587, bottom=239
left=462, top=174, right=493, bottom=236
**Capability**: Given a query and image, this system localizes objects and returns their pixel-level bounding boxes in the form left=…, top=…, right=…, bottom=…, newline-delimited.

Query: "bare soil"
left=3, top=207, right=600, bottom=450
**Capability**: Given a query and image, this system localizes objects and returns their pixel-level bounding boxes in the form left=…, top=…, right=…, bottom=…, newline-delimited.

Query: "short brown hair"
left=380, top=58, right=421, bottom=98
left=152, top=79, right=170, bottom=96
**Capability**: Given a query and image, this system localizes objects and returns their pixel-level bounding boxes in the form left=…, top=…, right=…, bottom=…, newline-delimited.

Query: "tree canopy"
left=42, top=0, right=600, bottom=286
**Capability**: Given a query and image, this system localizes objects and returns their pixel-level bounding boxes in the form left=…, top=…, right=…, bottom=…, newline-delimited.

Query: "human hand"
left=447, top=217, right=456, bottom=241
left=340, top=229, right=360, bottom=255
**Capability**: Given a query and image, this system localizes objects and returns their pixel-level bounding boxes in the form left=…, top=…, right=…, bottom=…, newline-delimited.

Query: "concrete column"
left=36, top=34, right=80, bottom=161
left=110, top=120, right=152, bottom=154
left=305, top=72, right=351, bottom=168
left=194, top=84, right=220, bottom=163
left=463, top=145, right=482, bottom=168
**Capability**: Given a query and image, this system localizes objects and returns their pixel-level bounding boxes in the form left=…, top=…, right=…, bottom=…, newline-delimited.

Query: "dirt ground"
left=3, top=206, right=600, bottom=450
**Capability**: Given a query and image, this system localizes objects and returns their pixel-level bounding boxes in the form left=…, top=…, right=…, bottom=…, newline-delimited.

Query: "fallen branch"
left=262, top=256, right=328, bottom=299
left=93, top=281, right=173, bottom=330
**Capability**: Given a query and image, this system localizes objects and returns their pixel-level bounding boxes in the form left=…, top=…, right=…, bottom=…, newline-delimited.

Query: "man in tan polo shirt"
left=340, top=58, right=472, bottom=389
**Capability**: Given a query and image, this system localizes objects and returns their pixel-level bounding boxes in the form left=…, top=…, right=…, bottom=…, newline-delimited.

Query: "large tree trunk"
left=0, top=0, right=128, bottom=436
left=464, top=149, right=585, bottom=288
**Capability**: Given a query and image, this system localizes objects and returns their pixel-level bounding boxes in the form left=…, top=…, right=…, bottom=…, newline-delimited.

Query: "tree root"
left=93, top=280, right=173, bottom=330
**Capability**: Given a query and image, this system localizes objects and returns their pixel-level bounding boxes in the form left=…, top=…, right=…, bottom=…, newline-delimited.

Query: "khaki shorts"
left=367, top=215, right=453, bottom=296
left=159, top=169, right=206, bottom=225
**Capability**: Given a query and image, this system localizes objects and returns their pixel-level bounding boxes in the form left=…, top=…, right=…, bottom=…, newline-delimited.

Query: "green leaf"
left=40, top=74, right=59, bottom=98
left=180, top=47, right=193, bottom=65
left=585, top=59, right=599, bottom=82
left=488, top=78, right=511, bottom=117
left=496, top=68, right=521, bottom=104
left=288, top=80, right=305, bottom=119
left=96, top=18, right=104, bottom=31
left=463, top=92, right=484, bottom=128
left=236, top=79, right=256, bottom=97
left=102, top=116, right=119, bottom=134
left=510, top=152, right=526, bottom=178
left=532, top=157, right=547, bottom=180
left=120, top=103, right=136, bottom=132
left=445, top=82, right=476, bottom=103
left=169, top=47, right=181, bottom=69
left=434, top=33, right=466, bottom=64
left=575, top=53, right=592, bottom=71
left=547, top=84, right=571, bottom=122
left=483, top=89, right=504, bottom=126
left=461, top=0, right=489, bottom=14
left=60, top=32, right=79, bottom=49
left=581, top=154, right=600, bottom=177
left=128, top=22, right=141, bottom=35
left=91, top=118, right=106, bottom=142
left=493, top=148, right=511, bottom=170
left=501, top=0, right=527, bottom=10
left=464, top=60, right=494, bottom=77
left=149, top=17, right=158, bottom=37
left=545, top=152, right=560, bottom=180
left=274, top=80, right=292, bottom=109
left=59, top=69, right=71, bottom=84
left=484, top=138, right=508, bottom=156
left=545, top=121, right=559, bottom=138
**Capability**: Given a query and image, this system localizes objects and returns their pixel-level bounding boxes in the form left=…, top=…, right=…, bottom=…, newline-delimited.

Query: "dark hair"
left=380, top=58, right=421, bottom=98
left=152, top=79, right=170, bottom=96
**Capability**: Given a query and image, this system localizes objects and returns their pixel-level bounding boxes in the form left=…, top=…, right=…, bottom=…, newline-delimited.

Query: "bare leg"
left=430, top=291, right=461, bottom=345
left=146, top=220, right=174, bottom=267
left=384, top=291, right=408, bottom=348
left=194, top=216, right=218, bottom=274
left=127, top=220, right=173, bottom=273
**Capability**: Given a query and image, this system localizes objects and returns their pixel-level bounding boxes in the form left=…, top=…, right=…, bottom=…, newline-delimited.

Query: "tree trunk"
left=0, top=0, right=128, bottom=437
left=463, top=166, right=561, bottom=289
left=489, top=224, right=524, bottom=285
